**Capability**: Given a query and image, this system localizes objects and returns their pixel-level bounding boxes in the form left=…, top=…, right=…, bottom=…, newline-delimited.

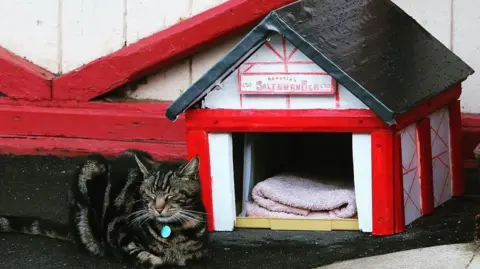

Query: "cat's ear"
left=178, top=156, right=199, bottom=177
left=134, top=154, right=149, bottom=176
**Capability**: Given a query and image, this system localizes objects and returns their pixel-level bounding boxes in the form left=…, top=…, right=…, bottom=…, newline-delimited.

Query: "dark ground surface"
left=0, top=154, right=479, bottom=269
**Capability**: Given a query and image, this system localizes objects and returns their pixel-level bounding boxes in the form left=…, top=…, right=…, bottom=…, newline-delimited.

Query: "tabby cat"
left=0, top=150, right=208, bottom=268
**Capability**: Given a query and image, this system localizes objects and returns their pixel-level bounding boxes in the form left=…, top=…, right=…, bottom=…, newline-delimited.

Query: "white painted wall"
left=400, top=124, right=422, bottom=225
left=202, top=35, right=368, bottom=110
left=0, top=0, right=479, bottom=113
left=429, top=107, right=453, bottom=207
left=208, top=133, right=236, bottom=231
left=0, top=0, right=60, bottom=73
left=452, top=0, right=480, bottom=113
left=352, top=134, right=373, bottom=233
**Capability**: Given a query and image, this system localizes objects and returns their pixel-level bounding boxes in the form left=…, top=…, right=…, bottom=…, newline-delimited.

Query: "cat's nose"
left=155, top=197, right=166, bottom=208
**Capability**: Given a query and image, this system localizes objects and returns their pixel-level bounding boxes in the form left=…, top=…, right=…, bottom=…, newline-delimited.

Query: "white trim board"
left=208, top=133, right=236, bottom=231
left=352, top=133, right=373, bottom=233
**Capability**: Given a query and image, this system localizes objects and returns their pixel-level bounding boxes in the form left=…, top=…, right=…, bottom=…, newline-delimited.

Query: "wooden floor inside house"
left=235, top=216, right=359, bottom=231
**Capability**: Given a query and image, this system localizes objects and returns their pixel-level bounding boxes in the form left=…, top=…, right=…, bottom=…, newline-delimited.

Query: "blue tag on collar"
left=160, top=225, right=171, bottom=238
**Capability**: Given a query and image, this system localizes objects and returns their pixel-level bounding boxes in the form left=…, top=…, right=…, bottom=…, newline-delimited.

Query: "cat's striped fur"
left=0, top=150, right=208, bottom=268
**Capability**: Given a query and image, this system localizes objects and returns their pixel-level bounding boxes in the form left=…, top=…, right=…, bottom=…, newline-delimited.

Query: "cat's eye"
left=144, top=194, right=155, bottom=200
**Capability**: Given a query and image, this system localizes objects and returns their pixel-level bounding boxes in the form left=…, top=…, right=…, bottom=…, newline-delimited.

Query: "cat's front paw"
left=193, top=249, right=208, bottom=260
left=139, top=263, right=168, bottom=269
left=174, top=259, right=187, bottom=267
left=134, top=251, right=167, bottom=269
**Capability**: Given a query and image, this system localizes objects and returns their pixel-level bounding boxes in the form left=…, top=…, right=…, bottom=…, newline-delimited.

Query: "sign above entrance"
left=238, top=37, right=336, bottom=95
left=239, top=73, right=335, bottom=95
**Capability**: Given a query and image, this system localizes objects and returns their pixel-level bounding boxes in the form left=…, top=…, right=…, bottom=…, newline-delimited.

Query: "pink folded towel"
left=246, top=173, right=357, bottom=219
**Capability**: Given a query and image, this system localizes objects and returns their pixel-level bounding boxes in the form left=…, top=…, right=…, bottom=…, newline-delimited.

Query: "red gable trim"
left=0, top=47, right=54, bottom=100
left=52, top=0, right=297, bottom=101
left=393, top=84, right=461, bottom=130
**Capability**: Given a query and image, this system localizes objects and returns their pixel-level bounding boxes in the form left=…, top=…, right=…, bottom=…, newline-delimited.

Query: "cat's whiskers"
left=128, top=209, right=150, bottom=219
left=177, top=210, right=206, bottom=224
left=129, top=198, right=144, bottom=204
left=129, top=209, right=155, bottom=227
left=139, top=216, right=152, bottom=227
left=170, top=214, right=185, bottom=225
left=180, top=210, right=202, bottom=218
left=128, top=209, right=148, bottom=216
left=176, top=214, right=196, bottom=225
left=130, top=215, right=147, bottom=227
left=182, top=209, right=210, bottom=216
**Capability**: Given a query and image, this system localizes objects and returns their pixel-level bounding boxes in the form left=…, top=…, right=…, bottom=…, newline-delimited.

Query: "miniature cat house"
left=165, top=0, right=474, bottom=236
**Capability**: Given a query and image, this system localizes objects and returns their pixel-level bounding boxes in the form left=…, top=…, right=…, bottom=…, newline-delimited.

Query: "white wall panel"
left=352, top=134, right=373, bottom=232
left=453, top=0, right=480, bottom=113
left=392, top=0, right=452, bottom=48
left=127, top=59, right=191, bottom=101
left=191, top=0, right=228, bottom=15
left=61, top=0, right=125, bottom=72
left=0, top=0, right=60, bottom=73
left=126, top=0, right=192, bottom=45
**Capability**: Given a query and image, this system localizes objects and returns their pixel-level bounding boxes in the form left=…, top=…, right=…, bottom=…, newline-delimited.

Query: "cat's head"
left=134, top=154, right=201, bottom=223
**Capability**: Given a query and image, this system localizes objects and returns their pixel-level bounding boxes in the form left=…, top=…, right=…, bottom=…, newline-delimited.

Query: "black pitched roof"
left=166, top=0, right=474, bottom=125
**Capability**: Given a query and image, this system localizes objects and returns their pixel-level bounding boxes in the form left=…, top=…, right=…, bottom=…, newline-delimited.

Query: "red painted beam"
left=0, top=100, right=186, bottom=144
left=371, top=130, right=404, bottom=236
left=0, top=47, right=54, bottom=100
left=0, top=135, right=186, bottom=160
left=394, top=84, right=461, bottom=130
left=52, top=0, right=297, bottom=101
left=416, top=118, right=434, bottom=215
left=462, top=113, right=480, bottom=165
left=186, top=130, right=214, bottom=231
left=450, top=100, right=465, bottom=196
left=0, top=97, right=173, bottom=111
left=185, top=109, right=388, bottom=132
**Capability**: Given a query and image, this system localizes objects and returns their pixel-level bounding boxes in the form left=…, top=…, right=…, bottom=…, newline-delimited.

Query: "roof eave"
left=165, top=14, right=282, bottom=121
